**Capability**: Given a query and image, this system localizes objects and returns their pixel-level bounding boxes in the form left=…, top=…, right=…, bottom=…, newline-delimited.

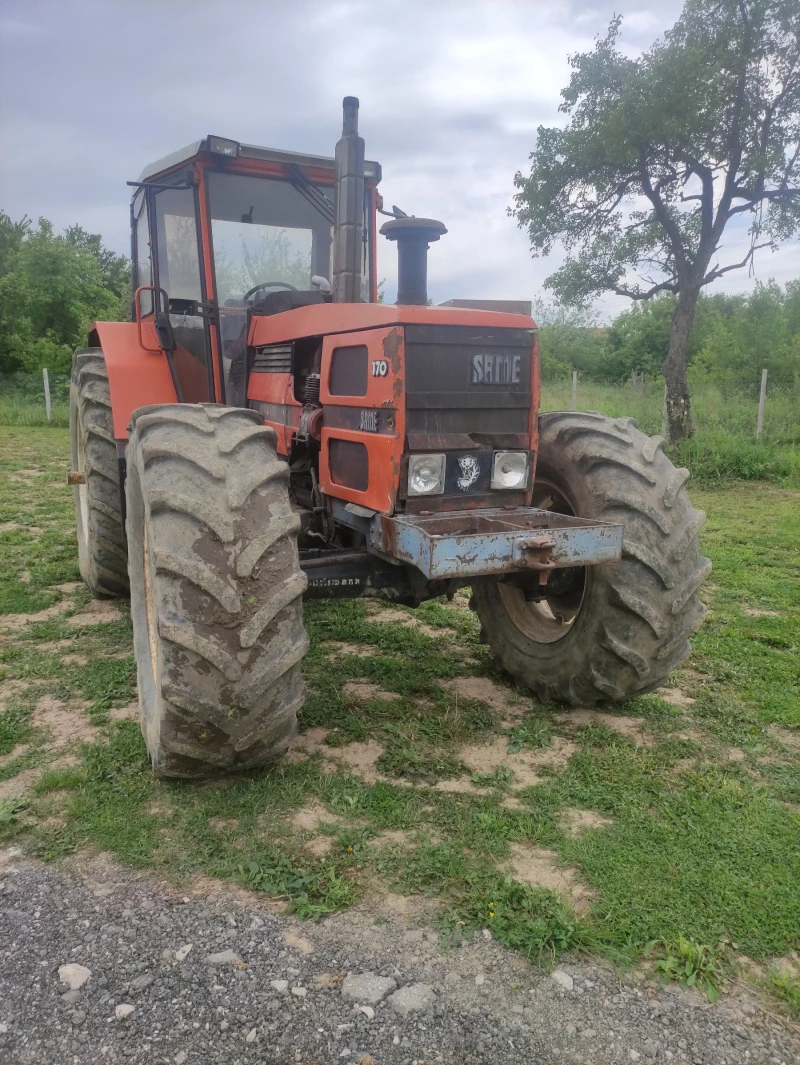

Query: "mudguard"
left=89, top=320, right=177, bottom=440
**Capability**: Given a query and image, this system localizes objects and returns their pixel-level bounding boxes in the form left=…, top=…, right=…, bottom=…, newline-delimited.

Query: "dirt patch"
left=0, top=678, right=36, bottom=712
left=288, top=730, right=385, bottom=785
left=283, top=928, right=314, bottom=955
left=0, top=600, right=75, bottom=633
left=442, top=677, right=531, bottom=724
left=725, top=747, right=746, bottom=763
left=374, top=892, right=432, bottom=918
left=501, top=795, right=526, bottom=810
left=61, top=654, right=89, bottom=666
left=287, top=728, right=337, bottom=770
left=769, top=725, right=800, bottom=751
left=343, top=681, right=400, bottom=702
left=322, top=641, right=392, bottom=660
left=184, top=874, right=287, bottom=914
left=331, top=740, right=385, bottom=784
left=208, top=817, right=239, bottom=832
left=659, top=687, right=696, bottom=709
left=742, top=607, right=782, bottom=618
left=291, top=801, right=333, bottom=833
left=364, top=606, right=444, bottom=640
left=19, top=570, right=31, bottom=583
left=433, top=777, right=490, bottom=795
left=458, top=734, right=577, bottom=789
left=373, top=828, right=415, bottom=850
left=108, top=701, right=138, bottom=723
left=504, top=842, right=594, bottom=912
left=670, top=758, right=697, bottom=777
left=0, top=741, right=32, bottom=769
left=53, top=582, right=83, bottom=594
left=36, top=639, right=78, bottom=654
left=304, top=836, right=334, bottom=857
left=65, top=600, right=123, bottom=628
left=554, top=709, right=655, bottom=746
left=0, top=768, right=41, bottom=799
left=32, top=695, right=97, bottom=750
left=0, top=521, right=42, bottom=537
left=561, top=807, right=613, bottom=838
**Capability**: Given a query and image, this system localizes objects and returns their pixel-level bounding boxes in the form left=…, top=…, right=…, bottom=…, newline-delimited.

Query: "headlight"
left=407, top=453, right=445, bottom=496
left=491, top=451, right=529, bottom=490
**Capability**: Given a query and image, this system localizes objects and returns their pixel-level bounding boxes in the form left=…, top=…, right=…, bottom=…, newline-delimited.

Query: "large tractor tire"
left=472, top=411, right=710, bottom=705
left=125, top=404, right=309, bottom=778
left=70, top=348, right=129, bottom=598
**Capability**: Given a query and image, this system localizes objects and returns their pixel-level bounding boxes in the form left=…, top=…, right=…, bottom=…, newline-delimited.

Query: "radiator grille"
left=252, top=343, right=292, bottom=373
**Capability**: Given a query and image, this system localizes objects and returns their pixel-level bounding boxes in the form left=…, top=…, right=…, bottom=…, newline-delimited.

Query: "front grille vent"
left=252, top=343, right=292, bottom=373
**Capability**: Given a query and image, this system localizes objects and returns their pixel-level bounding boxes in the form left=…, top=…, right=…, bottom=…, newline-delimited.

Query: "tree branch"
left=612, top=278, right=679, bottom=300
left=637, top=153, right=687, bottom=271
left=702, top=242, right=771, bottom=284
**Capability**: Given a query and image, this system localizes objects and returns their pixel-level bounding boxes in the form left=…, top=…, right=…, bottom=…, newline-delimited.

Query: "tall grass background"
left=2, top=371, right=798, bottom=487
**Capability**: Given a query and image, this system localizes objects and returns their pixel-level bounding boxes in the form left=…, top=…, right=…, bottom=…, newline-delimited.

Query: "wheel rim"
left=498, top=479, right=587, bottom=644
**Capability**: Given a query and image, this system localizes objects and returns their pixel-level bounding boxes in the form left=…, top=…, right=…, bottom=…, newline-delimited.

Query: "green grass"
left=1, top=425, right=799, bottom=1014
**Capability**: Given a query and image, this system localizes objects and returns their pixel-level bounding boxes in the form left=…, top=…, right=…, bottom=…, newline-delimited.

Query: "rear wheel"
left=126, top=403, right=309, bottom=778
left=472, top=411, right=710, bottom=704
left=70, top=348, right=129, bottom=598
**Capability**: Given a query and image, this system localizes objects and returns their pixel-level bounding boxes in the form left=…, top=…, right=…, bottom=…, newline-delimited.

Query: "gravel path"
left=1, top=847, right=796, bottom=1065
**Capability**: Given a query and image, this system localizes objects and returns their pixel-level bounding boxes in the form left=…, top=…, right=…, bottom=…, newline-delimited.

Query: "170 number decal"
left=371, top=359, right=388, bottom=377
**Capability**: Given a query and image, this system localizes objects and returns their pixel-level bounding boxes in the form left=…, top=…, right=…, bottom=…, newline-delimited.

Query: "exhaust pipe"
left=332, top=97, right=365, bottom=303
left=380, top=216, right=447, bottom=306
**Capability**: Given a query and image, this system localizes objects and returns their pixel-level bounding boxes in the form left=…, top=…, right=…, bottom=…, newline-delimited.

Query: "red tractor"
left=69, top=98, right=709, bottom=778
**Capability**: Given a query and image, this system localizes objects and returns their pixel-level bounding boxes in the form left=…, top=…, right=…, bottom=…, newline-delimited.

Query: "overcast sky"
left=1, top=0, right=796, bottom=318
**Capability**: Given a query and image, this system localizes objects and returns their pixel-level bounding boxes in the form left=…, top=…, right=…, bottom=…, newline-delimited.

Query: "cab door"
left=151, top=185, right=215, bottom=403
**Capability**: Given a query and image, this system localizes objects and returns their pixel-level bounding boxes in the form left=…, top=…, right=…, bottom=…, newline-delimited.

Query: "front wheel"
left=472, top=411, right=710, bottom=705
left=126, top=403, right=309, bottom=777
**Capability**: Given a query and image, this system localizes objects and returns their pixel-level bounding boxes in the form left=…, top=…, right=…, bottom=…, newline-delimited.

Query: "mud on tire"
left=70, top=348, right=129, bottom=598
left=472, top=411, right=711, bottom=705
left=126, top=404, right=309, bottom=778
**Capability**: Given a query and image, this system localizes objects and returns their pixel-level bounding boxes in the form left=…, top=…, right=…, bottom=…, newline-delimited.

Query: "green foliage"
left=0, top=213, right=129, bottom=373
left=243, top=854, right=358, bottom=919
left=651, top=935, right=726, bottom=1002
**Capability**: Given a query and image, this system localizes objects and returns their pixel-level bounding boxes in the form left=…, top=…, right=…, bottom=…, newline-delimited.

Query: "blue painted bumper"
left=370, top=507, right=623, bottom=580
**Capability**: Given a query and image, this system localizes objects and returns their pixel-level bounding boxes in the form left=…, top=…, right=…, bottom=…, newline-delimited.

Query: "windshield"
left=207, top=171, right=333, bottom=301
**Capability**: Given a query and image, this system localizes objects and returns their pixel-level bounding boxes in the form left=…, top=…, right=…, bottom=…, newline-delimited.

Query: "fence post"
left=42, top=368, right=52, bottom=422
left=571, top=370, right=577, bottom=412
left=756, top=368, right=768, bottom=439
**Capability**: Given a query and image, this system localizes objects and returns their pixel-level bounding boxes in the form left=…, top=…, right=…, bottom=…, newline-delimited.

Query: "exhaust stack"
left=332, top=97, right=365, bottom=303
left=380, top=216, right=447, bottom=306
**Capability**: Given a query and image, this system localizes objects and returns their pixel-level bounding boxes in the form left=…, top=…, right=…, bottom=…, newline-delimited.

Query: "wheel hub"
left=498, top=480, right=587, bottom=644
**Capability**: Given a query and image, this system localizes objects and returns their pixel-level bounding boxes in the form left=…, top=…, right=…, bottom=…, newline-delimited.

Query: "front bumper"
left=370, top=507, right=623, bottom=580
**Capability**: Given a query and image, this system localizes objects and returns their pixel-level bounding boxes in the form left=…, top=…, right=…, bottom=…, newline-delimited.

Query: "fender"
left=89, top=320, right=178, bottom=440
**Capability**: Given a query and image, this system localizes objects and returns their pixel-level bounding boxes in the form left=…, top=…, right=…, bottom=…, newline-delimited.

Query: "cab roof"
left=138, top=135, right=382, bottom=183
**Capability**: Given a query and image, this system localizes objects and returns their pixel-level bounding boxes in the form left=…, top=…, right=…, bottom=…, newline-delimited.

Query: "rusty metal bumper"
left=370, top=507, right=623, bottom=581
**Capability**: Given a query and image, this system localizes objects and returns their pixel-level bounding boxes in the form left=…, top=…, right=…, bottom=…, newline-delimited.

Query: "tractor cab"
left=130, top=134, right=381, bottom=407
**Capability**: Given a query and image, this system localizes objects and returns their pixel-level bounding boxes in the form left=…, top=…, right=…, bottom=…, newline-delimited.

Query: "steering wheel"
left=243, top=280, right=298, bottom=303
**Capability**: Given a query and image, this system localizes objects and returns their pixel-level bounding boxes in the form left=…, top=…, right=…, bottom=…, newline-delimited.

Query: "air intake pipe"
left=332, top=97, right=365, bottom=303
left=380, top=216, right=447, bottom=306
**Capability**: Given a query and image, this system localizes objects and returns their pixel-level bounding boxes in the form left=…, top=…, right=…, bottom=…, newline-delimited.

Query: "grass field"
left=1, top=426, right=799, bottom=1012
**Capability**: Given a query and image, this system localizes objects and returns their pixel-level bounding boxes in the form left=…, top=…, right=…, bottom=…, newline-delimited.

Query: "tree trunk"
left=661, top=285, right=699, bottom=444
